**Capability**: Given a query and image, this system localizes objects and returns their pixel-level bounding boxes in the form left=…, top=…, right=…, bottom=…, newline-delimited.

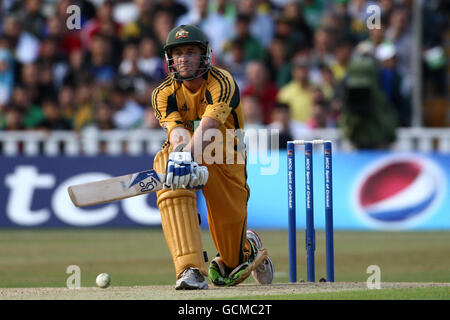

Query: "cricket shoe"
left=175, top=267, right=208, bottom=290
left=247, top=229, right=274, bottom=285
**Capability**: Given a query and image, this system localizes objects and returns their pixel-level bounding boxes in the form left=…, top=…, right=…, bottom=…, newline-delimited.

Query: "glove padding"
left=164, top=152, right=208, bottom=190
left=189, top=162, right=209, bottom=190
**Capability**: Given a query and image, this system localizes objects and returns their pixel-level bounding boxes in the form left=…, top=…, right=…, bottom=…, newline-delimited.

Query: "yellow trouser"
left=153, top=145, right=252, bottom=278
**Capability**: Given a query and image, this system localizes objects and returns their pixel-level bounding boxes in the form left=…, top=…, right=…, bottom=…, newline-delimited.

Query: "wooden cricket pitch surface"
left=1, top=282, right=449, bottom=300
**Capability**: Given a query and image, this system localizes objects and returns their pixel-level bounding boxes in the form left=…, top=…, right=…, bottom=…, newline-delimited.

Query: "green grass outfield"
left=0, top=229, right=449, bottom=299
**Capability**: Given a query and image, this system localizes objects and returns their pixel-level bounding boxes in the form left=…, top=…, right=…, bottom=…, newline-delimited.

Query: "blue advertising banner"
left=239, top=150, right=449, bottom=230
left=0, top=157, right=162, bottom=227
left=1, top=151, right=449, bottom=230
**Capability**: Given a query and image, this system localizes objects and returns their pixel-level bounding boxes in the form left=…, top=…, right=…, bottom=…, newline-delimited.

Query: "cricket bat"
left=68, top=169, right=165, bottom=207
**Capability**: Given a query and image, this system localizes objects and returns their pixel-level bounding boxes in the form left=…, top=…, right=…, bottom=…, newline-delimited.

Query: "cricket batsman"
left=151, top=24, right=274, bottom=289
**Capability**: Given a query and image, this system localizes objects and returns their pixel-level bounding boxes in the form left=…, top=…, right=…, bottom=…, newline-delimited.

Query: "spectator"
left=241, top=94, right=265, bottom=152
left=422, top=0, right=447, bottom=99
left=378, top=0, right=395, bottom=21
left=275, top=43, right=312, bottom=88
left=223, top=13, right=265, bottom=62
left=154, top=0, right=188, bottom=22
left=63, top=49, right=91, bottom=87
left=58, top=85, right=76, bottom=125
left=81, top=0, right=121, bottom=50
left=266, top=36, right=288, bottom=84
left=86, top=102, right=117, bottom=131
left=37, top=37, right=69, bottom=88
left=86, top=34, right=116, bottom=84
left=121, top=0, right=155, bottom=41
left=318, top=64, right=338, bottom=102
left=273, top=16, right=304, bottom=59
left=2, top=15, right=40, bottom=64
left=118, top=41, right=140, bottom=75
left=15, top=0, right=46, bottom=39
left=311, top=86, right=327, bottom=105
left=152, top=9, right=175, bottom=56
left=329, top=36, right=354, bottom=82
left=176, top=0, right=232, bottom=57
left=332, top=0, right=354, bottom=36
left=10, top=85, right=44, bottom=129
left=347, top=0, right=374, bottom=41
left=300, top=0, right=326, bottom=30
left=242, top=61, right=278, bottom=125
left=220, top=38, right=247, bottom=90
left=97, top=18, right=124, bottom=66
left=117, top=41, right=151, bottom=97
left=19, top=63, right=40, bottom=105
left=73, top=82, right=95, bottom=131
left=36, top=98, right=72, bottom=131
left=280, top=1, right=313, bottom=47
left=1, top=106, right=24, bottom=130
left=38, top=37, right=60, bottom=66
left=209, top=0, right=236, bottom=23
left=314, top=72, right=341, bottom=125
left=356, top=18, right=388, bottom=57
left=237, top=0, right=274, bottom=48
left=111, top=80, right=144, bottom=130
left=375, top=42, right=410, bottom=127
left=134, top=78, right=153, bottom=110
left=241, top=94, right=265, bottom=130
left=307, top=98, right=334, bottom=129
left=137, top=37, right=165, bottom=80
left=277, top=56, right=314, bottom=124
left=310, top=27, right=335, bottom=68
left=38, top=62, right=59, bottom=102
left=385, top=5, right=413, bottom=98
left=0, top=47, right=14, bottom=106
left=320, top=11, right=346, bottom=39
left=142, top=108, right=161, bottom=130
left=268, top=102, right=308, bottom=149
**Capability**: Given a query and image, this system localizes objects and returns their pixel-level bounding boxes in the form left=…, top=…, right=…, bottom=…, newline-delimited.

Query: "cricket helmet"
left=164, top=24, right=211, bottom=81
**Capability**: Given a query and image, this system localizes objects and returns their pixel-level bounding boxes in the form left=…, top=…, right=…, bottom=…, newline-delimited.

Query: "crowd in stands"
left=0, top=0, right=447, bottom=145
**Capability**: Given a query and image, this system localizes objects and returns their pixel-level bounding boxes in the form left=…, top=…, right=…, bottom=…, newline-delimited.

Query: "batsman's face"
left=171, top=45, right=202, bottom=78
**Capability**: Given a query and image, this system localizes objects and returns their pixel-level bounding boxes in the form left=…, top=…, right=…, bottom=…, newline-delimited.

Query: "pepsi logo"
left=305, top=150, right=311, bottom=157
left=353, top=154, right=446, bottom=230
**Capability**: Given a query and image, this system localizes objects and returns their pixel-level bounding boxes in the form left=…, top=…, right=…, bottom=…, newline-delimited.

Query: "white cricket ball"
left=96, top=273, right=111, bottom=288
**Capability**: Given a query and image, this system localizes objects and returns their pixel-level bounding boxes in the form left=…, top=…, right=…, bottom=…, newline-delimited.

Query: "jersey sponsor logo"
left=183, top=120, right=194, bottom=131
left=180, top=103, right=189, bottom=111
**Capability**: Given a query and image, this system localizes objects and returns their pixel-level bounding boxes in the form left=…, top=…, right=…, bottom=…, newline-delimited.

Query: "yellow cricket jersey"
left=152, top=67, right=251, bottom=271
left=151, top=66, right=245, bottom=163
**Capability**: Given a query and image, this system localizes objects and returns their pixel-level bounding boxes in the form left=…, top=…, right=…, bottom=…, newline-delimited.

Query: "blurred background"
left=0, top=1, right=449, bottom=289
left=0, top=0, right=447, bottom=152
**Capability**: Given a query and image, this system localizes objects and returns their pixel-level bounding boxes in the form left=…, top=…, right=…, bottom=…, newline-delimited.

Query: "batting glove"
left=187, top=162, right=209, bottom=189
left=164, top=152, right=209, bottom=190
